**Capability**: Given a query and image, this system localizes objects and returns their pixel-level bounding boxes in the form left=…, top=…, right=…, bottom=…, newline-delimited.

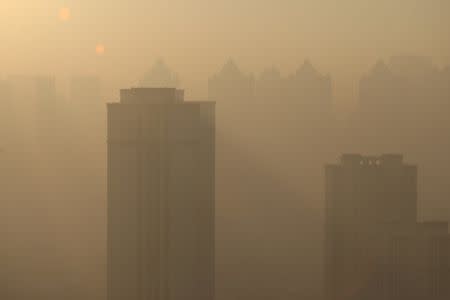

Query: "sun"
left=58, top=7, right=71, bottom=22
left=96, top=44, right=106, bottom=55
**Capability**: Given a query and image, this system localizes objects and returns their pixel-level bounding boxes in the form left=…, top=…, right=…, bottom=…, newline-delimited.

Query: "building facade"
left=107, top=88, right=215, bottom=300
left=325, top=154, right=450, bottom=300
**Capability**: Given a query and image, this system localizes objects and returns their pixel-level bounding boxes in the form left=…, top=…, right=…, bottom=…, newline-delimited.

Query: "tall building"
left=107, top=88, right=215, bottom=300
left=208, top=60, right=255, bottom=105
left=285, top=60, right=332, bottom=116
left=139, top=59, right=180, bottom=88
left=350, top=57, right=450, bottom=243
left=356, top=56, right=442, bottom=140
left=255, top=67, right=283, bottom=104
left=325, top=154, right=450, bottom=300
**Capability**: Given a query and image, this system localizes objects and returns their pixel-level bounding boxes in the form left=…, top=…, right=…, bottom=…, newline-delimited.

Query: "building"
left=255, top=67, right=283, bottom=104
left=390, top=222, right=450, bottom=300
left=285, top=60, right=332, bottom=116
left=139, top=59, right=179, bottom=88
left=351, top=57, right=450, bottom=242
left=208, top=60, right=255, bottom=105
left=325, top=154, right=450, bottom=300
left=107, top=88, right=215, bottom=300
left=356, top=56, right=443, bottom=141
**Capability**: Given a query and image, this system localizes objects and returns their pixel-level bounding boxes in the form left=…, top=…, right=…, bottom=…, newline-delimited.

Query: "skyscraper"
left=139, top=59, right=180, bottom=88
left=285, top=60, right=332, bottom=116
left=107, top=88, right=215, bottom=300
left=208, top=60, right=255, bottom=106
left=325, top=154, right=450, bottom=300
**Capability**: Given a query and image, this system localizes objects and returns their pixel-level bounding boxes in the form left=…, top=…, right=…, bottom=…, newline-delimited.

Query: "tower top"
left=339, top=153, right=405, bottom=167
left=120, top=87, right=184, bottom=104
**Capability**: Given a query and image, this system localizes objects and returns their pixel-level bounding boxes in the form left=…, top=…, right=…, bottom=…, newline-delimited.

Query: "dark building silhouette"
left=107, top=88, right=215, bottom=300
left=325, top=154, right=450, bottom=300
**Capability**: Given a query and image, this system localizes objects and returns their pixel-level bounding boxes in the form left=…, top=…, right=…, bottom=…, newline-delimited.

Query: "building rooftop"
left=120, top=87, right=184, bottom=104
left=337, top=153, right=406, bottom=167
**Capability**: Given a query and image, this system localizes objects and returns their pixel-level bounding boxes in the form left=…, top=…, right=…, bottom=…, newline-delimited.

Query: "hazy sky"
left=1, top=0, right=450, bottom=109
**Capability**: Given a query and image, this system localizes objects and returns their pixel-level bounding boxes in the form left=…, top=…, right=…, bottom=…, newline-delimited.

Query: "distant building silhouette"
left=359, top=60, right=399, bottom=115
left=208, top=60, right=255, bottom=105
left=351, top=56, right=450, bottom=230
left=325, top=154, right=450, bottom=300
left=255, top=67, right=283, bottom=103
left=139, top=59, right=180, bottom=88
left=253, top=60, right=333, bottom=121
left=107, top=88, right=215, bottom=300
left=358, top=56, right=441, bottom=124
left=285, top=60, right=332, bottom=115
left=211, top=60, right=336, bottom=300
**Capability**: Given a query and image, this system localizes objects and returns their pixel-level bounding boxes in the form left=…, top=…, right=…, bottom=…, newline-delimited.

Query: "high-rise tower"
left=107, top=88, right=215, bottom=300
left=325, top=154, right=450, bottom=300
